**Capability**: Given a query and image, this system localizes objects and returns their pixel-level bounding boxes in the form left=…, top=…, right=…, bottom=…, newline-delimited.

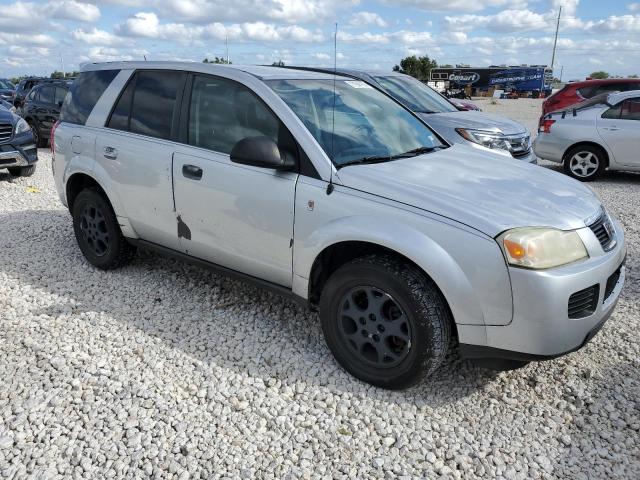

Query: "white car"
left=534, top=90, right=640, bottom=181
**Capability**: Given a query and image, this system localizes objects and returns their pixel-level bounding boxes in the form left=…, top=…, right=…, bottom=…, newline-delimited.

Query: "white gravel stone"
left=1, top=104, right=639, bottom=479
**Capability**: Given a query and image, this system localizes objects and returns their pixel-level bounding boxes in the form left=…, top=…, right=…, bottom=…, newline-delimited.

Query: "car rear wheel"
left=8, top=165, right=36, bottom=177
left=564, top=145, right=606, bottom=181
left=319, top=255, right=451, bottom=390
left=72, top=189, right=136, bottom=270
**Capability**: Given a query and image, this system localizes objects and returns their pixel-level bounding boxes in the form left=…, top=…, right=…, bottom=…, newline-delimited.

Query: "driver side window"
left=187, top=75, right=291, bottom=157
left=621, top=98, right=640, bottom=121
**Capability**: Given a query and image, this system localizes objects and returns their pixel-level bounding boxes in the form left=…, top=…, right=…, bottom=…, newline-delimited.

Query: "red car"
left=542, top=78, right=640, bottom=116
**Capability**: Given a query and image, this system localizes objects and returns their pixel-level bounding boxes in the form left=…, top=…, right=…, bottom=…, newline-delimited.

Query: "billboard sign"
left=489, top=68, right=545, bottom=91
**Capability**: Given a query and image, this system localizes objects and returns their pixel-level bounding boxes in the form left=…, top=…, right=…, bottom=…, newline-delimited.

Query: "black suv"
left=21, top=82, right=69, bottom=147
left=0, top=102, right=38, bottom=177
left=13, top=77, right=73, bottom=108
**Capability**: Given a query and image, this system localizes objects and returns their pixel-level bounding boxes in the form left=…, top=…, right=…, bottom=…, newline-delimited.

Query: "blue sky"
left=1, top=0, right=639, bottom=80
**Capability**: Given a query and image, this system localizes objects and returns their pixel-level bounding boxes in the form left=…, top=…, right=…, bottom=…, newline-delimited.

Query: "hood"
left=336, top=144, right=601, bottom=237
left=421, top=111, right=527, bottom=136
left=0, top=107, right=14, bottom=123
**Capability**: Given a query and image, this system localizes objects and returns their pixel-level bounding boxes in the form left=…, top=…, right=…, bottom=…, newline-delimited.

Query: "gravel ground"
left=1, top=100, right=639, bottom=479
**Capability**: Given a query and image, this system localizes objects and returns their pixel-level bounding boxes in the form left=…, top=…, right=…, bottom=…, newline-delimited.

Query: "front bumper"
left=0, top=132, right=38, bottom=169
left=461, top=215, right=626, bottom=363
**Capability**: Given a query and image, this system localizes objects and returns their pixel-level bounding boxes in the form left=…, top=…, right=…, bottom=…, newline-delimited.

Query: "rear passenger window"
left=60, top=70, right=119, bottom=125
left=602, top=104, right=622, bottom=119
left=39, top=87, right=54, bottom=104
left=107, top=77, right=135, bottom=131
left=621, top=98, right=640, bottom=121
left=54, top=87, right=67, bottom=105
left=187, top=75, right=283, bottom=155
left=128, top=71, right=185, bottom=140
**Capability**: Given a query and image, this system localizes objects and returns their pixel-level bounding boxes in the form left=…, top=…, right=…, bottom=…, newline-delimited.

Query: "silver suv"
left=53, top=62, right=626, bottom=389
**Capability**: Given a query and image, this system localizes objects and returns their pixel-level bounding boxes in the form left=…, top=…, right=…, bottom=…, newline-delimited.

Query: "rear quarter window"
left=60, top=70, right=120, bottom=125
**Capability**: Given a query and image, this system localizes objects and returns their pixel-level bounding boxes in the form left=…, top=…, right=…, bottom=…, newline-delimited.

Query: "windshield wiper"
left=393, top=145, right=446, bottom=158
left=337, top=146, right=446, bottom=169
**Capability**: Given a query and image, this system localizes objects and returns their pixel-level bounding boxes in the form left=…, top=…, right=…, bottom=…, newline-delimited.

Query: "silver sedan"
left=534, top=90, right=640, bottom=181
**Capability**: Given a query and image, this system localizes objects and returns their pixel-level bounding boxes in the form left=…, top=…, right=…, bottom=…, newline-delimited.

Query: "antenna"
left=326, top=21, right=338, bottom=195
left=550, top=6, right=562, bottom=73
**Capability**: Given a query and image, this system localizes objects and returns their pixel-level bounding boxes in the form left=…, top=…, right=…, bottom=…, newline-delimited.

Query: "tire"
left=563, top=145, right=606, bottom=181
left=8, top=165, right=36, bottom=177
left=72, top=188, right=136, bottom=270
left=319, top=255, right=452, bottom=390
left=27, top=120, right=47, bottom=148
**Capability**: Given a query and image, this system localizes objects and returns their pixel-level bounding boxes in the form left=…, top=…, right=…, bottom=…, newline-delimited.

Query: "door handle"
left=182, top=164, right=203, bottom=180
left=602, top=126, right=620, bottom=131
left=103, top=146, right=118, bottom=160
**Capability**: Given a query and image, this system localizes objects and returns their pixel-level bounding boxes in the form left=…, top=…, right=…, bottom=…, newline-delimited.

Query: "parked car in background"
left=0, top=79, right=15, bottom=103
left=0, top=99, right=17, bottom=113
left=0, top=100, right=38, bottom=177
left=13, top=77, right=73, bottom=108
left=542, top=78, right=640, bottom=117
left=21, top=81, right=69, bottom=147
left=53, top=62, right=625, bottom=389
left=283, top=67, right=534, bottom=163
left=535, top=91, right=640, bottom=181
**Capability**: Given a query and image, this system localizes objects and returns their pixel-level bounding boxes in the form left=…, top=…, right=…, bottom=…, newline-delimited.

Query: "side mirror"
left=230, top=136, right=295, bottom=170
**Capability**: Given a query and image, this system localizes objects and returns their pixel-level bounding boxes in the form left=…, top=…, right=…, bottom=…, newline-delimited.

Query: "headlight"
left=15, top=118, right=30, bottom=135
left=498, top=227, right=588, bottom=269
left=456, top=128, right=511, bottom=152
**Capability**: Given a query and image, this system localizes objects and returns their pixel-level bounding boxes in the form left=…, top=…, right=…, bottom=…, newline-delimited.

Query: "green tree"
left=589, top=71, right=610, bottom=79
left=393, top=55, right=438, bottom=82
left=271, top=60, right=285, bottom=67
left=203, top=57, right=231, bottom=64
left=629, top=74, right=639, bottom=78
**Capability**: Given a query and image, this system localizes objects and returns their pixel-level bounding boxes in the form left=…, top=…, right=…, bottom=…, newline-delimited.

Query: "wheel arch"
left=298, top=217, right=492, bottom=328
left=563, top=141, right=610, bottom=168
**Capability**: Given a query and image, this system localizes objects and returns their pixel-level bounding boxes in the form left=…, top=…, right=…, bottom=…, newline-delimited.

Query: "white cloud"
left=338, top=29, right=434, bottom=45
left=48, top=1, right=101, bottom=22
left=116, top=12, right=324, bottom=43
left=630, top=3, right=640, bottom=12
left=71, top=28, right=126, bottom=46
left=349, top=11, right=388, bottom=27
left=379, top=0, right=527, bottom=13
left=311, top=52, right=331, bottom=60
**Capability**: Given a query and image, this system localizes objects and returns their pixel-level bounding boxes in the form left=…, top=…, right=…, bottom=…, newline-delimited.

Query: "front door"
left=597, top=97, right=640, bottom=167
left=172, top=74, right=298, bottom=287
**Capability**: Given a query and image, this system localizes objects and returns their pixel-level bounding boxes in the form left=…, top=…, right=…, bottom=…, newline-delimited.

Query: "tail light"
left=539, top=119, right=556, bottom=134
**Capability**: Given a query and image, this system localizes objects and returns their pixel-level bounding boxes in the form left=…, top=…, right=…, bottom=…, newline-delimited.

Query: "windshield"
left=0, top=80, right=14, bottom=90
left=268, top=78, right=444, bottom=167
left=373, top=75, right=457, bottom=114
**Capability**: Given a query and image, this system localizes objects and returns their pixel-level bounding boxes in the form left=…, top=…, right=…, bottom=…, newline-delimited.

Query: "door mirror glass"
left=230, top=136, right=295, bottom=170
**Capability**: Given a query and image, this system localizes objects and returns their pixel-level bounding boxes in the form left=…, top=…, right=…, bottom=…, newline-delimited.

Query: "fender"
left=294, top=214, right=510, bottom=327
left=63, top=159, right=139, bottom=239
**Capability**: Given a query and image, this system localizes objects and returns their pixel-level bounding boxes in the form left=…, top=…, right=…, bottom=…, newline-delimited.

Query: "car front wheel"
left=564, top=145, right=606, bottom=181
left=320, top=255, right=451, bottom=390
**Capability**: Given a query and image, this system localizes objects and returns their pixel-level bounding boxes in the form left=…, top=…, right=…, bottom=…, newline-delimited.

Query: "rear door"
left=597, top=97, right=640, bottom=167
left=171, top=73, right=298, bottom=287
left=95, top=70, right=187, bottom=250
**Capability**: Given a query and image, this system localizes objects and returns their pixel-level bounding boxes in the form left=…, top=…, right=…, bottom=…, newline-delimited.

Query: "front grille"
left=604, top=266, right=622, bottom=302
left=568, top=284, right=599, bottom=319
left=589, top=214, right=615, bottom=251
left=506, top=134, right=531, bottom=159
left=0, top=123, right=12, bottom=142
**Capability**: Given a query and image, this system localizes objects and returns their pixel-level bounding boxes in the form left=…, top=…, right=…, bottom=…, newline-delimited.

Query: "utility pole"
left=551, top=6, right=562, bottom=73
left=225, top=33, right=229, bottom=64
left=559, top=65, right=564, bottom=82
left=61, top=53, right=65, bottom=78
